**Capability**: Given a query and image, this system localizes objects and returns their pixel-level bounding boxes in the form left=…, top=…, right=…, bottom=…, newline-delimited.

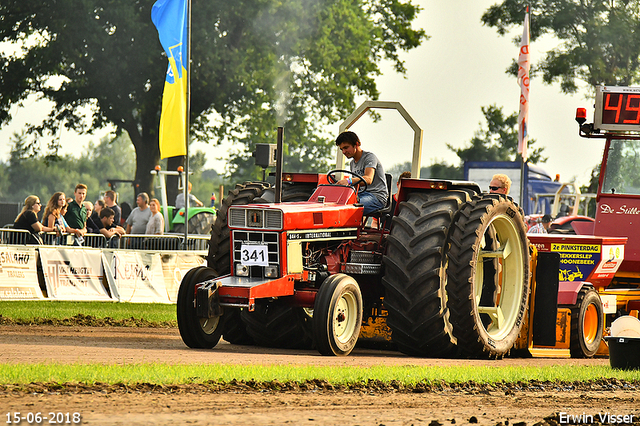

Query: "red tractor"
left=177, top=101, right=533, bottom=358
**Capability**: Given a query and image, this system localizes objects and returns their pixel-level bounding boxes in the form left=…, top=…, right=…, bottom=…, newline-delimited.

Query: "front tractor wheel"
left=447, top=195, right=530, bottom=358
left=313, top=274, right=363, bottom=356
left=569, top=287, right=604, bottom=358
left=177, top=266, right=223, bottom=349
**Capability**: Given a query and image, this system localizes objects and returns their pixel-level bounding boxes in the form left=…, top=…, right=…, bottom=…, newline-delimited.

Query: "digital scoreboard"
left=594, top=85, right=640, bottom=132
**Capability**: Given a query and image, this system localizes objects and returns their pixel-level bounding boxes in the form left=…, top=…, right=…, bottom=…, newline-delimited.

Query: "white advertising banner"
left=159, top=253, right=206, bottom=302
left=39, top=247, right=111, bottom=301
left=0, top=246, right=43, bottom=300
left=103, top=250, right=171, bottom=303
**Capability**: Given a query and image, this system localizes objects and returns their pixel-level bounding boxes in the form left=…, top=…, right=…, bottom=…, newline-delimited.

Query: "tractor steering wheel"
left=326, top=169, right=368, bottom=193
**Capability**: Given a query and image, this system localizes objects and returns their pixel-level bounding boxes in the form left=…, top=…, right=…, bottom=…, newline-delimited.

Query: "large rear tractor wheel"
left=176, top=266, right=223, bottom=349
left=313, top=274, right=363, bottom=356
left=447, top=194, right=530, bottom=358
left=569, top=287, right=604, bottom=358
left=382, top=191, right=470, bottom=357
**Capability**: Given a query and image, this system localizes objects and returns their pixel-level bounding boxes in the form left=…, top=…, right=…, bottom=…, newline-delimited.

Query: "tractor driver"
left=489, top=174, right=511, bottom=195
left=334, top=131, right=389, bottom=215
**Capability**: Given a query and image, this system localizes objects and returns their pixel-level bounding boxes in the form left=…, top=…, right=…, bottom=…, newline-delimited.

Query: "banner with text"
left=103, top=250, right=171, bottom=303
left=39, top=247, right=111, bottom=301
left=0, top=246, right=43, bottom=300
left=159, top=253, right=206, bottom=302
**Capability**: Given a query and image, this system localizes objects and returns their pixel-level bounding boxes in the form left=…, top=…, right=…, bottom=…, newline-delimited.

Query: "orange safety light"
left=576, top=107, right=587, bottom=125
left=154, top=165, right=161, bottom=171
left=177, top=166, right=184, bottom=172
left=179, top=211, right=185, bottom=216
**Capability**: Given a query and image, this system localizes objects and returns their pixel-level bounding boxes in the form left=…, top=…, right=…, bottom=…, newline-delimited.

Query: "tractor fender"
left=557, top=281, right=591, bottom=306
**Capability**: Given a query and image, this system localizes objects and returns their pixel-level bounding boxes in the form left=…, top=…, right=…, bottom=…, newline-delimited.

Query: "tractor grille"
left=349, top=250, right=381, bottom=264
left=345, top=263, right=382, bottom=275
left=346, top=250, right=382, bottom=275
left=228, top=207, right=283, bottom=230
left=265, top=210, right=282, bottom=229
left=232, top=231, right=280, bottom=278
left=229, top=209, right=245, bottom=228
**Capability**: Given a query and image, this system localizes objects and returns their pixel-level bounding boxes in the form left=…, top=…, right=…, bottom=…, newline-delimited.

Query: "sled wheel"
left=381, top=191, right=470, bottom=357
left=312, top=274, right=363, bottom=356
left=176, top=266, right=223, bottom=349
left=447, top=194, right=530, bottom=358
left=570, top=287, right=604, bottom=358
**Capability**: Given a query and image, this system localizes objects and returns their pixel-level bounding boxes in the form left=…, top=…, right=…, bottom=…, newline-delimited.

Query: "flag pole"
left=517, top=6, right=530, bottom=210
left=183, top=0, right=192, bottom=244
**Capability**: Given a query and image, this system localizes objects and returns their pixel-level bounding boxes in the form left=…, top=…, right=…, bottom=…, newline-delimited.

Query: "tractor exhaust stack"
left=275, top=126, right=284, bottom=203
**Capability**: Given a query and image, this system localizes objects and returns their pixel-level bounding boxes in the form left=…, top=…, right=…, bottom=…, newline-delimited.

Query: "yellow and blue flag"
left=151, top=0, right=188, bottom=159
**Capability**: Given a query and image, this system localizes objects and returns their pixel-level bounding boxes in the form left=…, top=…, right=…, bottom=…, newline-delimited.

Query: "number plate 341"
left=240, top=245, right=269, bottom=266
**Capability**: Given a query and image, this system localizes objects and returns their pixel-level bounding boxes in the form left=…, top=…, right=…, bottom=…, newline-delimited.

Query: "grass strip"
left=0, top=301, right=176, bottom=325
left=0, top=364, right=638, bottom=386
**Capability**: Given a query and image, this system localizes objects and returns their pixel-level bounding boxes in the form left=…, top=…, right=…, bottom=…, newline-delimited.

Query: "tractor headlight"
left=264, top=265, right=279, bottom=278
left=235, top=263, right=249, bottom=277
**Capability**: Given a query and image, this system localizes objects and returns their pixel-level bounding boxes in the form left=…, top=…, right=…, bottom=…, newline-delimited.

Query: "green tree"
left=4, top=132, right=135, bottom=205
left=449, top=104, right=545, bottom=164
left=482, top=0, right=640, bottom=93
left=0, top=0, right=425, bottom=193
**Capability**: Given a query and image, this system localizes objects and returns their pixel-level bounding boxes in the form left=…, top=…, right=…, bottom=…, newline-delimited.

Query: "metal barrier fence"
left=0, top=228, right=208, bottom=252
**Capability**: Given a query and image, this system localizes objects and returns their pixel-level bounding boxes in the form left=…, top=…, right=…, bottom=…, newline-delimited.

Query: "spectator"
left=393, top=171, right=411, bottom=204
left=175, top=182, right=203, bottom=209
left=333, top=131, right=388, bottom=215
left=100, top=196, right=126, bottom=235
left=43, top=192, right=70, bottom=233
left=126, top=192, right=153, bottom=234
left=64, top=184, right=88, bottom=244
left=104, top=190, right=122, bottom=227
left=57, top=204, right=72, bottom=245
left=489, top=174, right=511, bottom=195
left=93, top=207, right=126, bottom=239
left=528, top=214, right=552, bottom=234
left=13, top=195, right=56, bottom=244
left=84, top=201, right=98, bottom=234
left=145, top=198, right=165, bottom=235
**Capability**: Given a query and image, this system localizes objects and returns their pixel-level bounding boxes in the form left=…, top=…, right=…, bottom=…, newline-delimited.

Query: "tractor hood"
left=228, top=201, right=363, bottom=231
left=228, top=184, right=364, bottom=231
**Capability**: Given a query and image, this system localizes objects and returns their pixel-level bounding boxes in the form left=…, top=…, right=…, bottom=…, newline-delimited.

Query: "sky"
left=0, top=1, right=606, bottom=187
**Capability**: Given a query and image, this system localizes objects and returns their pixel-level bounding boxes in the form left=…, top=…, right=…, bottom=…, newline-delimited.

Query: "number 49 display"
left=595, top=85, right=640, bottom=132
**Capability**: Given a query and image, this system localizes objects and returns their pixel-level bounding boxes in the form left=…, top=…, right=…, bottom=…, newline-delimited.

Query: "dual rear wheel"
left=383, top=193, right=530, bottom=358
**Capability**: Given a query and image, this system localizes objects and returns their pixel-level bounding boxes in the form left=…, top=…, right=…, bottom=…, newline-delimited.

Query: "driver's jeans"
left=358, top=191, right=385, bottom=215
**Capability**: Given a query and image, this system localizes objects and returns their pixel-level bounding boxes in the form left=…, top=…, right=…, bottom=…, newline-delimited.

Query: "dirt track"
left=1, top=325, right=639, bottom=425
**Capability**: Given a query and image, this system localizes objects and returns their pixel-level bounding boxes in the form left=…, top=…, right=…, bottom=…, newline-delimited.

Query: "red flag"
left=517, top=10, right=530, bottom=161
